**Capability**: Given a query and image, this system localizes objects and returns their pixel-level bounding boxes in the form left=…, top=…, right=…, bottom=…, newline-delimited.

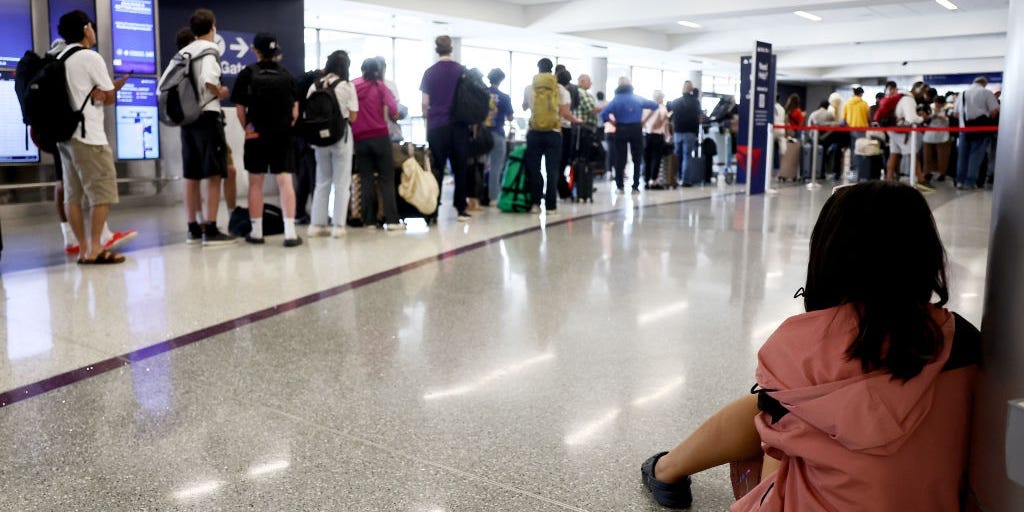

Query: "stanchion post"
left=909, top=129, right=919, bottom=187
left=806, top=129, right=822, bottom=190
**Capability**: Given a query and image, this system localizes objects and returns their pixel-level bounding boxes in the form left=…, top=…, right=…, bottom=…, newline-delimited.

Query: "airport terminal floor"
left=0, top=179, right=991, bottom=511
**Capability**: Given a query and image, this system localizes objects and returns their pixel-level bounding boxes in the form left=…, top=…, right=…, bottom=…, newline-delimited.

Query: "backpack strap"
left=185, top=48, right=222, bottom=111
left=59, top=46, right=98, bottom=138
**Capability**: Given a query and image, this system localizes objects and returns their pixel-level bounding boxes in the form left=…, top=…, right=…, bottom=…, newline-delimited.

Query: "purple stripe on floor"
left=0, top=193, right=740, bottom=408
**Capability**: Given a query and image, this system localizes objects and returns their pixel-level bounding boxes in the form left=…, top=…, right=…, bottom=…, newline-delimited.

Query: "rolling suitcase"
left=778, top=139, right=801, bottom=181
left=658, top=152, right=679, bottom=188
left=801, top=142, right=824, bottom=180
left=571, top=126, right=596, bottom=202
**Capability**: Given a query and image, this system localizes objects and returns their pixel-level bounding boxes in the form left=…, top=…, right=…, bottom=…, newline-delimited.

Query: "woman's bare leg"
left=653, top=394, right=763, bottom=483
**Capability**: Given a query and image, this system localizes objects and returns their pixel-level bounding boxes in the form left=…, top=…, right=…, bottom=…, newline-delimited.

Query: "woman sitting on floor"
left=641, top=181, right=980, bottom=511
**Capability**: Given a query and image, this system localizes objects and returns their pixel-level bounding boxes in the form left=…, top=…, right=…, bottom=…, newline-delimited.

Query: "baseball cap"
left=253, top=32, right=280, bottom=57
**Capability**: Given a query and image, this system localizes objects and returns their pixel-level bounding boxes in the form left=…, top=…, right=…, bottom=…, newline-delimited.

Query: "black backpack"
left=451, top=67, right=490, bottom=125
left=246, top=64, right=295, bottom=135
left=18, top=46, right=90, bottom=153
left=297, top=78, right=347, bottom=147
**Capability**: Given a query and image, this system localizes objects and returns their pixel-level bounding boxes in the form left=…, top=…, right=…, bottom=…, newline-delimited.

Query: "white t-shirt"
left=177, top=39, right=222, bottom=113
left=60, top=44, right=114, bottom=146
left=523, top=82, right=572, bottom=132
left=895, top=95, right=924, bottom=125
left=306, top=74, right=359, bottom=118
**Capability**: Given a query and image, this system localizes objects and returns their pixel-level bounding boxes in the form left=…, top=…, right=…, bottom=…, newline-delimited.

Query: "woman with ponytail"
left=351, top=57, right=403, bottom=230
left=639, top=182, right=980, bottom=511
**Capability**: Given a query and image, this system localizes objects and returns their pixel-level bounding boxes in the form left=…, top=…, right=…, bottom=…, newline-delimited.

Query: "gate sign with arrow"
left=214, top=29, right=257, bottom=78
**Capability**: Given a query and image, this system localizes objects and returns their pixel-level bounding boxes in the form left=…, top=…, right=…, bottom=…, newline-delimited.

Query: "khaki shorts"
left=57, top=139, right=119, bottom=206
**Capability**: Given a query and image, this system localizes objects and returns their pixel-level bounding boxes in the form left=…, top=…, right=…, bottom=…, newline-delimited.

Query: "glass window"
left=304, top=28, right=319, bottom=72
left=461, top=46, right=512, bottom=96
left=631, top=67, right=663, bottom=98
left=701, top=75, right=715, bottom=95
left=393, top=38, right=433, bottom=119
left=663, top=70, right=685, bottom=97
left=511, top=51, right=545, bottom=115
left=607, top=64, right=630, bottom=98
left=318, top=30, right=394, bottom=79
left=555, top=56, right=587, bottom=79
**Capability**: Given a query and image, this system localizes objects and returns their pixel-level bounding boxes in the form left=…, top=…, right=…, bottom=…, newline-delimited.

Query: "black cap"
left=253, top=32, right=280, bottom=57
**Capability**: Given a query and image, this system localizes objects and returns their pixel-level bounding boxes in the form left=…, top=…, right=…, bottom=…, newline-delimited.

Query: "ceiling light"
left=676, top=20, right=702, bottom=29
left=935, top=0, right=959, bottom=10
left=793, top=10, right=823, bottom=21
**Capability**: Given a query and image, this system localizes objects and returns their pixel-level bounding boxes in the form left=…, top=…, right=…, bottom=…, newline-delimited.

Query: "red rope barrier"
left=772, top=124, right=998, bottom=133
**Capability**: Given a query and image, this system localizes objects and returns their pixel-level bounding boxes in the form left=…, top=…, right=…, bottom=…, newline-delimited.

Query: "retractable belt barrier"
left=765, top=123, right=998, bottom=190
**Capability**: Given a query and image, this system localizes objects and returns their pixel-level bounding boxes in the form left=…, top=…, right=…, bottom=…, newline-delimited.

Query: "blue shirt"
left=600, top=91, right=658, bottom=125
left=486, top=86, right=514, bottom=135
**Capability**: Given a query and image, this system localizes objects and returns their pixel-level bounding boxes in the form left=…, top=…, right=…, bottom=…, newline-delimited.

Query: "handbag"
left=398, top=151, right=440, bottom=215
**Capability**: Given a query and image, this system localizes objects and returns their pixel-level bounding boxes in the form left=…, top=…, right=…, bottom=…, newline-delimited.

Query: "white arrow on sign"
left=229, top=37, right=248, bottom=59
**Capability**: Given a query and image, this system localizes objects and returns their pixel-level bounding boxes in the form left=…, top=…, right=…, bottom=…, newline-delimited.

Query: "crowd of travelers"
left=780, top=77, right=1000, bottom=193
left=30, top=8, right=999, bottom=266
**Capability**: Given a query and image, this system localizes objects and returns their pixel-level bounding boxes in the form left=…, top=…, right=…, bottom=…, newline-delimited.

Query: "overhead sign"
left=111, top=0, right=157, bottom=75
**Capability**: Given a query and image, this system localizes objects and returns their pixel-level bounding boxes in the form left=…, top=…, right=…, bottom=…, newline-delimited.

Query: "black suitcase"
left=571, top=126, right=597, bottom=202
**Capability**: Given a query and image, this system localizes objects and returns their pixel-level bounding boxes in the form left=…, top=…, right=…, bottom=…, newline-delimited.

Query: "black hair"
left=555, top=64, right=566, bottom=74
left=886, top=80, right=898, bottom=90
left=189, top=9, right=215, bottom=38
left=58, top=10, right=92, bottom=43
left=374, top=56, right=387, bottom=75
left=487, top=68, right=505, bottom=85
left=325, top=50, right=350, bottom=81
left=934, top=95, right=947, bottom=105
left=556, top=70, right=571, bottom=86
left=853, top=87, right=864, bottom=96
left=176, top=27, right=195, bottom=51
left=804, top=182, right=949, bottom=381
left=596, top=91, right=605, bottom=101
left=818, top=100, right=830, bottom=109
left=537, top=58, right=553, bottom=73
left=361, top=57, right=382, bottom=82
left=875, top=92, right=885, bottom=101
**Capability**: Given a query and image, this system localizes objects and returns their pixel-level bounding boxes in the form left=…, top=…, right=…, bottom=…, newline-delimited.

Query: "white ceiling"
left=307, top=0, right=1009, bottom=82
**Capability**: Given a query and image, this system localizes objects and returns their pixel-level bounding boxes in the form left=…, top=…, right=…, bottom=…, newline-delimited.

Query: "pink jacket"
left=351, top=77, right=398, bottom=142
left=732, top=304, right=976, bottom=512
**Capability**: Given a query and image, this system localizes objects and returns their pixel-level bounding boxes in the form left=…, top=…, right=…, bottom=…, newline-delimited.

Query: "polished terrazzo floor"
left=0, top=180, right=992, bottom=511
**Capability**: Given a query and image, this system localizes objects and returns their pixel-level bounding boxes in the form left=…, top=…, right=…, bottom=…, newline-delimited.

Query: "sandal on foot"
left=78, top=250, right=126, bottom=265
left=641, top=452, right=693, bottom=509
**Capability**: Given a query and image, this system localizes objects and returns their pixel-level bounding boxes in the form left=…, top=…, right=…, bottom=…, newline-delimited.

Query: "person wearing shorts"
left=55, top=10, right=129, bottom=264
left=886, top=82, right=932, bottom=192
left=231, top=32, right=302, bottom=247
left=166, top=9, right=236, bottom=246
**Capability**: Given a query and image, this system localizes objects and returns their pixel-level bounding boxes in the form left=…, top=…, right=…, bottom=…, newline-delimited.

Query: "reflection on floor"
left=0, top=182, right=991, bottom=511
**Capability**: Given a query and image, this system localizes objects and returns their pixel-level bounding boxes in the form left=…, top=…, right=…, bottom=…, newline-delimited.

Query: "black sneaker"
left=245, top=235, right=265, bottom=245
left=187, top=224, right=203, bottom=245
left=202, top=225, right=237, bottom=247
left=283, top=236, right=304, bottom=248
left=641, top=452, right=693, bottom=509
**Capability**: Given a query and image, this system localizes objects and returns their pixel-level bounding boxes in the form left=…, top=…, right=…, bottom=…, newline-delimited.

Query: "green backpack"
left=498, top=144, right=532, bottom=213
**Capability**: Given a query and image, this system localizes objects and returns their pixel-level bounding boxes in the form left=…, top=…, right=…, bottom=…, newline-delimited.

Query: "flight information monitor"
left=49, top=0, right=97, bottom=43
left=110, top=0, right=156, bottom=74
left=115, top=76, right=159, bottom=160
left=0, top=71, right=40, bottom=163
left=0, top=0, right=33, bottom=69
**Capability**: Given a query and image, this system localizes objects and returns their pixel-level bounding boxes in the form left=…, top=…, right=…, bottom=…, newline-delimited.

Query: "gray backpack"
left=158, top=48, right=220, bottom=126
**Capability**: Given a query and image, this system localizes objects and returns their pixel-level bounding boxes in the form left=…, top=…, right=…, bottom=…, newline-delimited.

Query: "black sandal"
left=78, top=250, right=126, bottom=265
left=641, top=452, right=693, bottom=509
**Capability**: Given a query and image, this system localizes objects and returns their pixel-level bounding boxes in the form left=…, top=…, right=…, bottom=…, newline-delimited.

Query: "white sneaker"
left=331, top=226, right=347, bottom=238
left=307, top=225, right=330, bottom=238
left=383, top=222, right=407, bottom=231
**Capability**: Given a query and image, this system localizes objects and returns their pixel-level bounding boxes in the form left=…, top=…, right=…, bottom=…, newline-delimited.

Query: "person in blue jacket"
left=601, top=78, right=659, bottom=193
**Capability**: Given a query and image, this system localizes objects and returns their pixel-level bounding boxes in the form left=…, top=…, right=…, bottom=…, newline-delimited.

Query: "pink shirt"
left=733, top=304, right=976, bottom=512
left=351, top=77, right=398, bottom=142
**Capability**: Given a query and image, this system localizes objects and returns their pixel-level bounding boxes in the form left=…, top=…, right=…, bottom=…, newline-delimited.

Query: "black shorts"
left=244, top=133, right=295, bottom=174
left=181, top=111, right=228, bottom=181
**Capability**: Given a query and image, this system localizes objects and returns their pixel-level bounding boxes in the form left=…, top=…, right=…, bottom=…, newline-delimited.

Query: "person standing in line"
left=44, top=37, right=136, bottom=255
left=601, top=77, right=659, bottom=194
left=352, top=58, right=404, bottom=230
left=306, top=50, right=359, bottom=238
left=54, top=11, right=131, bottom=264
left=375, top=56, right=406, bottom=142
left=641, top=90, right=670, bottom=189
left=162, top=9, right=236, bottom=246
left=556, top=69, right=578, bottom=189
left=784, top=94, right=805, bottom=132
left=667, top=81, right=701, bottom=187
left=922, top=96, right=951, bottom=180
left=420, top=36, right=472, bottom=222
left=522, top=58, right=581, bottom=214
left=483, top=68, right=514, bottom=206
left=231, top=32, right=303, bottom=247
left=886, top=82, right=933, bottom=192
left=954, top=76, right=1000, bottom=190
